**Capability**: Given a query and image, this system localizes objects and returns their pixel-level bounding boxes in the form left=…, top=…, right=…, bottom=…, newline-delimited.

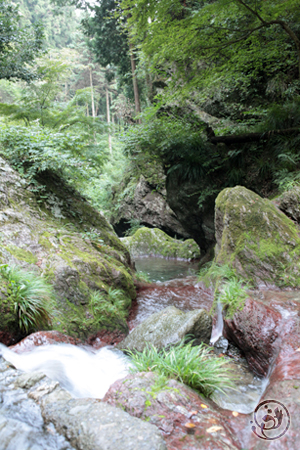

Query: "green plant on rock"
left=135, top=271, right=151, bottom=283
left=199, top=262, right=249, bottom=318
left=126, top=339, right=234, bottom=398
left=62, top=287, right=130, bottom=338
left=0, top=264, right=55, bottom=334
left=124, top=218, right=142, bottom=237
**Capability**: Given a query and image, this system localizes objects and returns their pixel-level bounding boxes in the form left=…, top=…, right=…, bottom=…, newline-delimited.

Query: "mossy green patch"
left=214, top=186, right=300, bottom=287
left=4, top=245, right=38, bottom=265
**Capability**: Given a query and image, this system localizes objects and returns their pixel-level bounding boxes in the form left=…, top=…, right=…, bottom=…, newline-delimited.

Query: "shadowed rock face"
left=117, top=306, right=212, bottom=352
left=112, top=175, right=189, bottom=239
left=0, top=158, right=135, bottom=343
left=214, top=186, right=300, bottom=287
left=166, top=172, right=216, bottom=253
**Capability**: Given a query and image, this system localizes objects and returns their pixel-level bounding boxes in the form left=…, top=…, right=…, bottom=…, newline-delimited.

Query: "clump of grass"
left=126, top=339, right=235, bottom=398
left=0, top=263, right=55, bottom=333
left=198, top=262, right=249, bottom=318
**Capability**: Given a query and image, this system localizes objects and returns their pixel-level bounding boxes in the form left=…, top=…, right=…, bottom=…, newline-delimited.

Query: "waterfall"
left=210, top=299, right=224, bottom=345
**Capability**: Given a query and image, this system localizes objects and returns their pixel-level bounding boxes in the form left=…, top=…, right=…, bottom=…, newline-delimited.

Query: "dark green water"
left=134, top=257, right=199, bottom=282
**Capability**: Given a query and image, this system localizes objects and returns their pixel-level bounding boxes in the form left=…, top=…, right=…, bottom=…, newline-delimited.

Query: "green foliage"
left=122, top=113, right=217, bottom=182
left=0, top=123, right=89, bottom=183
left=119, top=0, right=300, bottom=120
left=199, top=263, right=249, bottom=318
left=126, top=339, right=234, bottom=398
left=0, top=264, right=55, bottom=333
left=124, top=218, right=142, bottom=237
left=0, top=0, right=44, bottom=81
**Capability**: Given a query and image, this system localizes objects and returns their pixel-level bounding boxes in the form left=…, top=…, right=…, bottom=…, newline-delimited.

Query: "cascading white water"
left=210, top=299, right=224, bottom=345
left=0, top=343, right=131, bottom=399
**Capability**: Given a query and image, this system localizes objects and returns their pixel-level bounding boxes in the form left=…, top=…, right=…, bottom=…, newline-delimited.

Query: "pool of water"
left=134, top=256, right=199, bottom=282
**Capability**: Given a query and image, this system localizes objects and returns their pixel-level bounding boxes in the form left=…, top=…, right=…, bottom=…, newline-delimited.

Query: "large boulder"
left=214, top=186, right=300, bottom=287
left=122, top=227, right=200, bottom=260
left=117, top=306, right=212, bottom=352
left=112, top=175, right=189, bottom=239
left=0, top=359, right=167, bottom=450
left=223, top=297, right=282, bottom=376
left=0, top=158, right=135, bottom=343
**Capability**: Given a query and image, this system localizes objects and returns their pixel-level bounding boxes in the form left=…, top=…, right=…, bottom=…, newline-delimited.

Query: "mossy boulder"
left=215, top=186, right=300, bottom=287
left=0, top=157, right=135, bottom=341
left=117, top=306, right=212, bottom=352
left=122, top=227, right=200, bottom=260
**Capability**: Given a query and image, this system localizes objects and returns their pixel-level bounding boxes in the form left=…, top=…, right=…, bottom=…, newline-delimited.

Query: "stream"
left=0, top=256, right=270, bottom=446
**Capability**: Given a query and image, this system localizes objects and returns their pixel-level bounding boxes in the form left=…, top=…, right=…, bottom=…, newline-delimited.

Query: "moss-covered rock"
left=273, top=186, right=300, bottom=224
left=0, top=157, right=135, bottom=341
left=214, top=186, right=300, bottom=287
left=122, top=227, right=200, bottom=260
left=117, top=306, right=212, bottom=352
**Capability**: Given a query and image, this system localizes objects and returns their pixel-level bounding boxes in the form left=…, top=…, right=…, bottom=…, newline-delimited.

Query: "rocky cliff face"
left=0, top=157, right=135, bottom=343
left=111, top=175, right=190, bottom=239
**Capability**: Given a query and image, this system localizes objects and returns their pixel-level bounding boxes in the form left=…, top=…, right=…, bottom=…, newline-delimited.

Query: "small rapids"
left=0, top=343, right=131, bottom=399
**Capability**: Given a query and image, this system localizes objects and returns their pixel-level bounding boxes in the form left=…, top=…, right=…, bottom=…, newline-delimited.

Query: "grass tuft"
left=0, top=263, right=55, bottom=333
left=126, top=339, right=235, bottom=398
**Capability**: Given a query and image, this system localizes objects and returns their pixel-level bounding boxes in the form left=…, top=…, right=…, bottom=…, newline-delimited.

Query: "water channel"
left=0, top=255, right=269, bottom=443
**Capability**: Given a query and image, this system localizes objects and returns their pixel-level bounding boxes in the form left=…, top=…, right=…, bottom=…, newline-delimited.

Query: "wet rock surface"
left=104, top=372, right=245, bottom=450
left=0, top=358, right=167, bottom=450
left=118, top=305, right=212, bottom=352
left=223, top=297, right=282, bottom=376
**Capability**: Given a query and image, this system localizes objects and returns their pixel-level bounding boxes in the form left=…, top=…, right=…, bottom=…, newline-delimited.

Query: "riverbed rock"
left=10, top=331, right=82, bottom=353
left=117, top=306, right=212, bottom=352
left=0, top=358, right=167, bottom=450
left=112, top=174, right=190, bottom=239
left=214, top=186, right=300, bottom=287
left=0, top=157, right=135, bottom=343
left=104, top=372, right=244, bottom=450
left=122, top=227, right=200, bottom=260
left=223, top=297, right=282, bottom=376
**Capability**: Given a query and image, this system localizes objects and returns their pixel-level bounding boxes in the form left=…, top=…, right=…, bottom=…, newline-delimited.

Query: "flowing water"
left=0, top=256, right=273, bottom=442
left=0, top=343, right=130, bottom=399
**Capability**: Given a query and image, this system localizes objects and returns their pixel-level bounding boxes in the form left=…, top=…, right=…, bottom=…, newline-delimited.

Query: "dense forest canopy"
left=0, top=0, right=300, bottom=225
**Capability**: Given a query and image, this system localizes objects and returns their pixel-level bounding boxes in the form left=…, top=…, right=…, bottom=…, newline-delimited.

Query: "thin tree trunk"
left=106, top=87, right=112, bottom=155
left=129, top=42, right=141, bottom=122
left=89, top=67, right=95, bottom=118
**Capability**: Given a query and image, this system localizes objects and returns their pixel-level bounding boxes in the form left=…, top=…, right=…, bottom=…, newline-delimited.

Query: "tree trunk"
left=129, top=42, right=141, bottom=122
left=106, top=87, right=112, bottom=155
left=89, top=67, right=95, bottom=118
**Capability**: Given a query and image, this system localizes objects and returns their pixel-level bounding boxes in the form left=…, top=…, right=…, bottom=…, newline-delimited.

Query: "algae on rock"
left=122, top=227, right=200, bottom=260
left=214, top=186, right=300, bottom=287
left=0, top=157, right=135, bottom=342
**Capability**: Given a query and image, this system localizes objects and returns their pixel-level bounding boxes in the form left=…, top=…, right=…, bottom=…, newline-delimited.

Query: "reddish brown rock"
left=223, top=297, right=282, bottom=376
left=104, top=372, right=249, bottom=450
left=9, top=331, right=82, bottom=353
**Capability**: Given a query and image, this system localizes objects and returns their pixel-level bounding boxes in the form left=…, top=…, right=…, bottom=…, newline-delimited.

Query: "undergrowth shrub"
left=126, top=339, right=234, bottom=398
left=0, top=264, right=55, bottom=333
